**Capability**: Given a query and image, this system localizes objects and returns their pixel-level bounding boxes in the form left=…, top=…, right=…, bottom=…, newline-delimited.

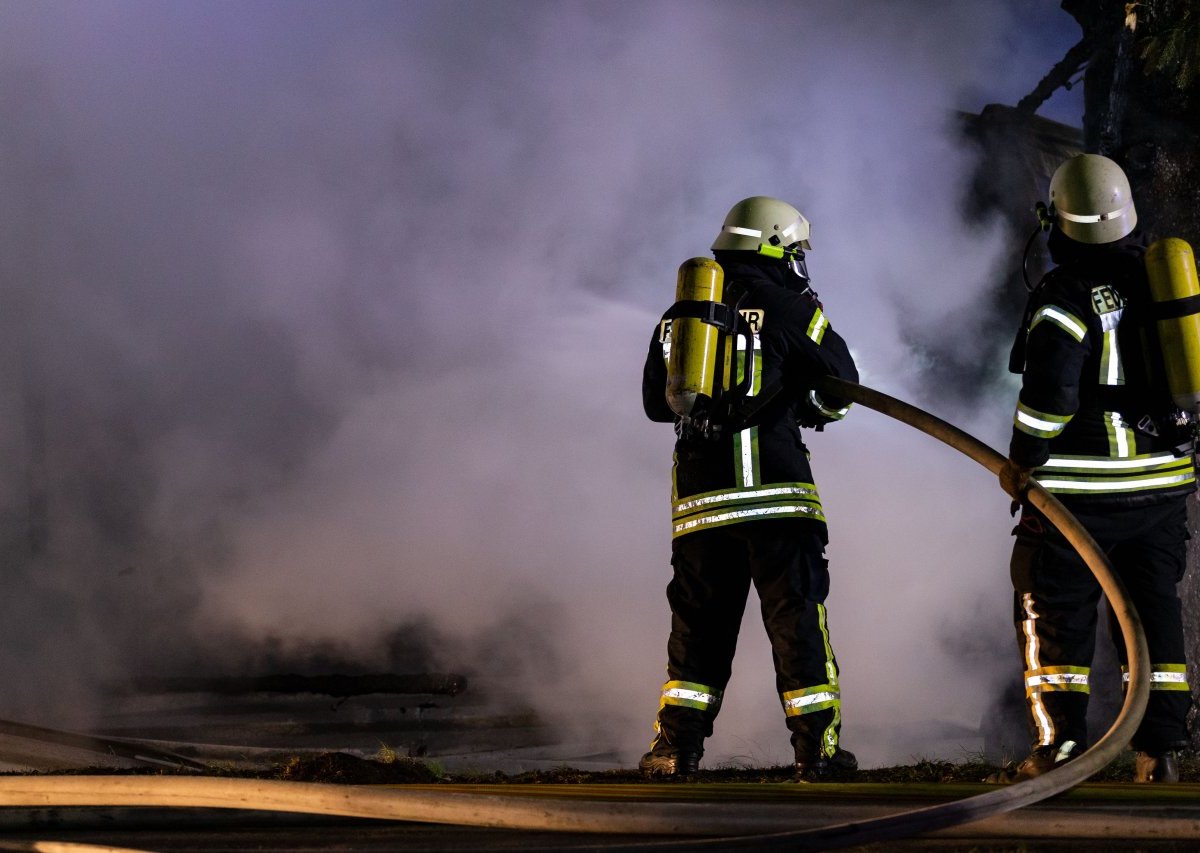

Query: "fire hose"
left=0, top=379, right=1154, bottom=849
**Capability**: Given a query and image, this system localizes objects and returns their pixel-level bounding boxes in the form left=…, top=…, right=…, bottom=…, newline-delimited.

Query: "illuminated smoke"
left=0, top=0, right=1081, bottom=765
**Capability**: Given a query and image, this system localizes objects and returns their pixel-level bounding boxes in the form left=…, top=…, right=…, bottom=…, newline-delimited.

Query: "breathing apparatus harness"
left=665, top=244, right=804, bottom=441
left=1011, top=202, right=1200, bottom=461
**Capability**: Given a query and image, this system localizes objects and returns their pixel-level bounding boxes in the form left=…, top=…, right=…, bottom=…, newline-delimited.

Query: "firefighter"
left=994, top=154, right=1197, bottom=784
left=639, top=196, right=859, bottom=778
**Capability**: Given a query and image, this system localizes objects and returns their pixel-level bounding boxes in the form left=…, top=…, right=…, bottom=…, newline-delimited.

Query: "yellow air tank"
left=666, top=257, right=725, bottom=420
left=1145, top=237, right=1200, bottom=416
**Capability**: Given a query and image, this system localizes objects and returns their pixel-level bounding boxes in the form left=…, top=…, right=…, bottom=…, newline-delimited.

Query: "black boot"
left=1134, top=750, right=1179, bottom=783
left=639, top=734, right=702, bottom=777
left=794, top=747, right=857, bottom=781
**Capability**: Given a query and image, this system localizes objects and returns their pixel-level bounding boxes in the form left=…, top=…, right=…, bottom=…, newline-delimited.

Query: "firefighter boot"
left=985, top=740, right=1080, bottom=784
left=639, top=733, right=701, bottom=777
left=794, top=748, right=857, bottom=781
left=1134, top=750, right=1179, bottom=783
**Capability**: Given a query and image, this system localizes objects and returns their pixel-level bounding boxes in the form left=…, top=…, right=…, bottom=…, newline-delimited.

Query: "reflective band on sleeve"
left=1030, top=305, right=1087, bottom=342
left=724, top=225, right=761, bottom=238
left=781, top=683, right=840, bottom=716
left=1025, top=665, right=1090, bottom=695
left=809, top=390, right=850, bottom=420
left=1014, top=401, right=1072, bottom=438
left=806, top=309, right=828, bottom=344
left=660, top=680, right=723, bottom=711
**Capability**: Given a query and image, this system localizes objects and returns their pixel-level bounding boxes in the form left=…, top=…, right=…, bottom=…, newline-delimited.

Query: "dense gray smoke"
left=0, top=1, right=1083, bottom=766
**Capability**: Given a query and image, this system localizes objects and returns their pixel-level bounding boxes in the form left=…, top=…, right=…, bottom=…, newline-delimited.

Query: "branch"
left=1016, top=36, right=1094, bottom=115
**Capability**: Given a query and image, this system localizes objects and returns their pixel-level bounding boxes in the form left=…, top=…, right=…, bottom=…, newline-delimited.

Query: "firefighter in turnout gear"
left=639, top=196, right=859, bottom=779
left=994, top=154, right=1197, bottom=784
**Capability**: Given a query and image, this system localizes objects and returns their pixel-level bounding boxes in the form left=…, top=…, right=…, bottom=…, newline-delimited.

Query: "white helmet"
left=1048, top=154, right=1137, bottom=245
left=711, top=196, right=812, bottom=252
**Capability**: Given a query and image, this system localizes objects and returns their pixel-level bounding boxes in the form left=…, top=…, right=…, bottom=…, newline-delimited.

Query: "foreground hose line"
left=739, top=376, right=1154, bottom=850
left=0, top=380, right=1152, bottom=850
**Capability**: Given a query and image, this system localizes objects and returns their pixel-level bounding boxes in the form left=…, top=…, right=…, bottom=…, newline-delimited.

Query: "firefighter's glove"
left=999, top=458, right=1033, bottom=516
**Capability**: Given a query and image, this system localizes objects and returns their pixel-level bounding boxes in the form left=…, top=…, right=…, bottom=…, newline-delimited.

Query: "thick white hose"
left=0, top=380, right=1153, bottom=850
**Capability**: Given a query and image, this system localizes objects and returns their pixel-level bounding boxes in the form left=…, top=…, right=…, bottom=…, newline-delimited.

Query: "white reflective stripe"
left=724, top=225, right=761, bottom=238
left=1041, top=453, right=1182, bottom=469
left=1034, top=306, right=1087, bottom=341
left=781, top=217, right=803, bottom=241
left=1103, top=329, right=1122, bottom=385
left=1038, top=473, right=1195, bottom=491
left=1121, top=671, right=1189, bottom=684
left=1026, top=672, right=1089, bottom=687
left=674, top=504, right=823, bottom=534
left=783, top=691, right=838, bottom=711
left=808, top=312, right=828, bottom=343
left=739, top=427, right=755, bottom=484
left=674, top=485, right=820, bottom=512
left=1019, top=594, right=1055, bottom=745
left=1016, top=409, right=1067, bottom=433
left=734, top=332, right=758, bottom=487
left=1152, top=671, right=1188, bottom=684
left=662, top=687, right=720, bottom=705
left=1058, top=202, right=1133, bottom=224
left=1111, top=412, right=1130, bottom=457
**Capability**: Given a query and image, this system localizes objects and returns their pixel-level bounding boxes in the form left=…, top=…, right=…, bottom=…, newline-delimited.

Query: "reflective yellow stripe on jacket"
left=1034, top=452, right=1195, bottom=495
left=671, top=483, right=824, bottom=538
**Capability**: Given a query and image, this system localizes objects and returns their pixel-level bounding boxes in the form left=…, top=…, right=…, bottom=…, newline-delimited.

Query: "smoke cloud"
left=0, top=0, right=1083, bottom=766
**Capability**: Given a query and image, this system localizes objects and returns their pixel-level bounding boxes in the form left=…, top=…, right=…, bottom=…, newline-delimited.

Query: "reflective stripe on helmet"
left=1056, top=201, right=1134, bottom=224
left=723, top=225, right=761, bottom=238
left=780, top=217, right=805, bottom=242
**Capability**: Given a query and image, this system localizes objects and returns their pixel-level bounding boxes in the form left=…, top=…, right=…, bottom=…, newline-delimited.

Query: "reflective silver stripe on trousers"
left=1026, top=672, right=1089, bottom=688
left=1121, top=671, right=1189, bottom=685
left=662, top=686, right=720, bottom=706
left=782, top=691, right=838, bottom=713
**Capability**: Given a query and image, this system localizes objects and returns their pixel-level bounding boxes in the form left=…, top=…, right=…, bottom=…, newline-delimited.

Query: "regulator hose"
left=0, top=379, right=1151, bottom=851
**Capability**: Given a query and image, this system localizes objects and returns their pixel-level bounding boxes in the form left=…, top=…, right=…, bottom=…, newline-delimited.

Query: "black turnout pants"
left=659, top=518, right=840, bottom=760
left=1010, top=496, right=1191, bottom=753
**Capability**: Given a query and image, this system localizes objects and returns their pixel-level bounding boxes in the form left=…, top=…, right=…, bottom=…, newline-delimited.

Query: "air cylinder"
left=1145, top=237, right=1200, bottom=415
left=666, top=258, right=724, bottom=419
